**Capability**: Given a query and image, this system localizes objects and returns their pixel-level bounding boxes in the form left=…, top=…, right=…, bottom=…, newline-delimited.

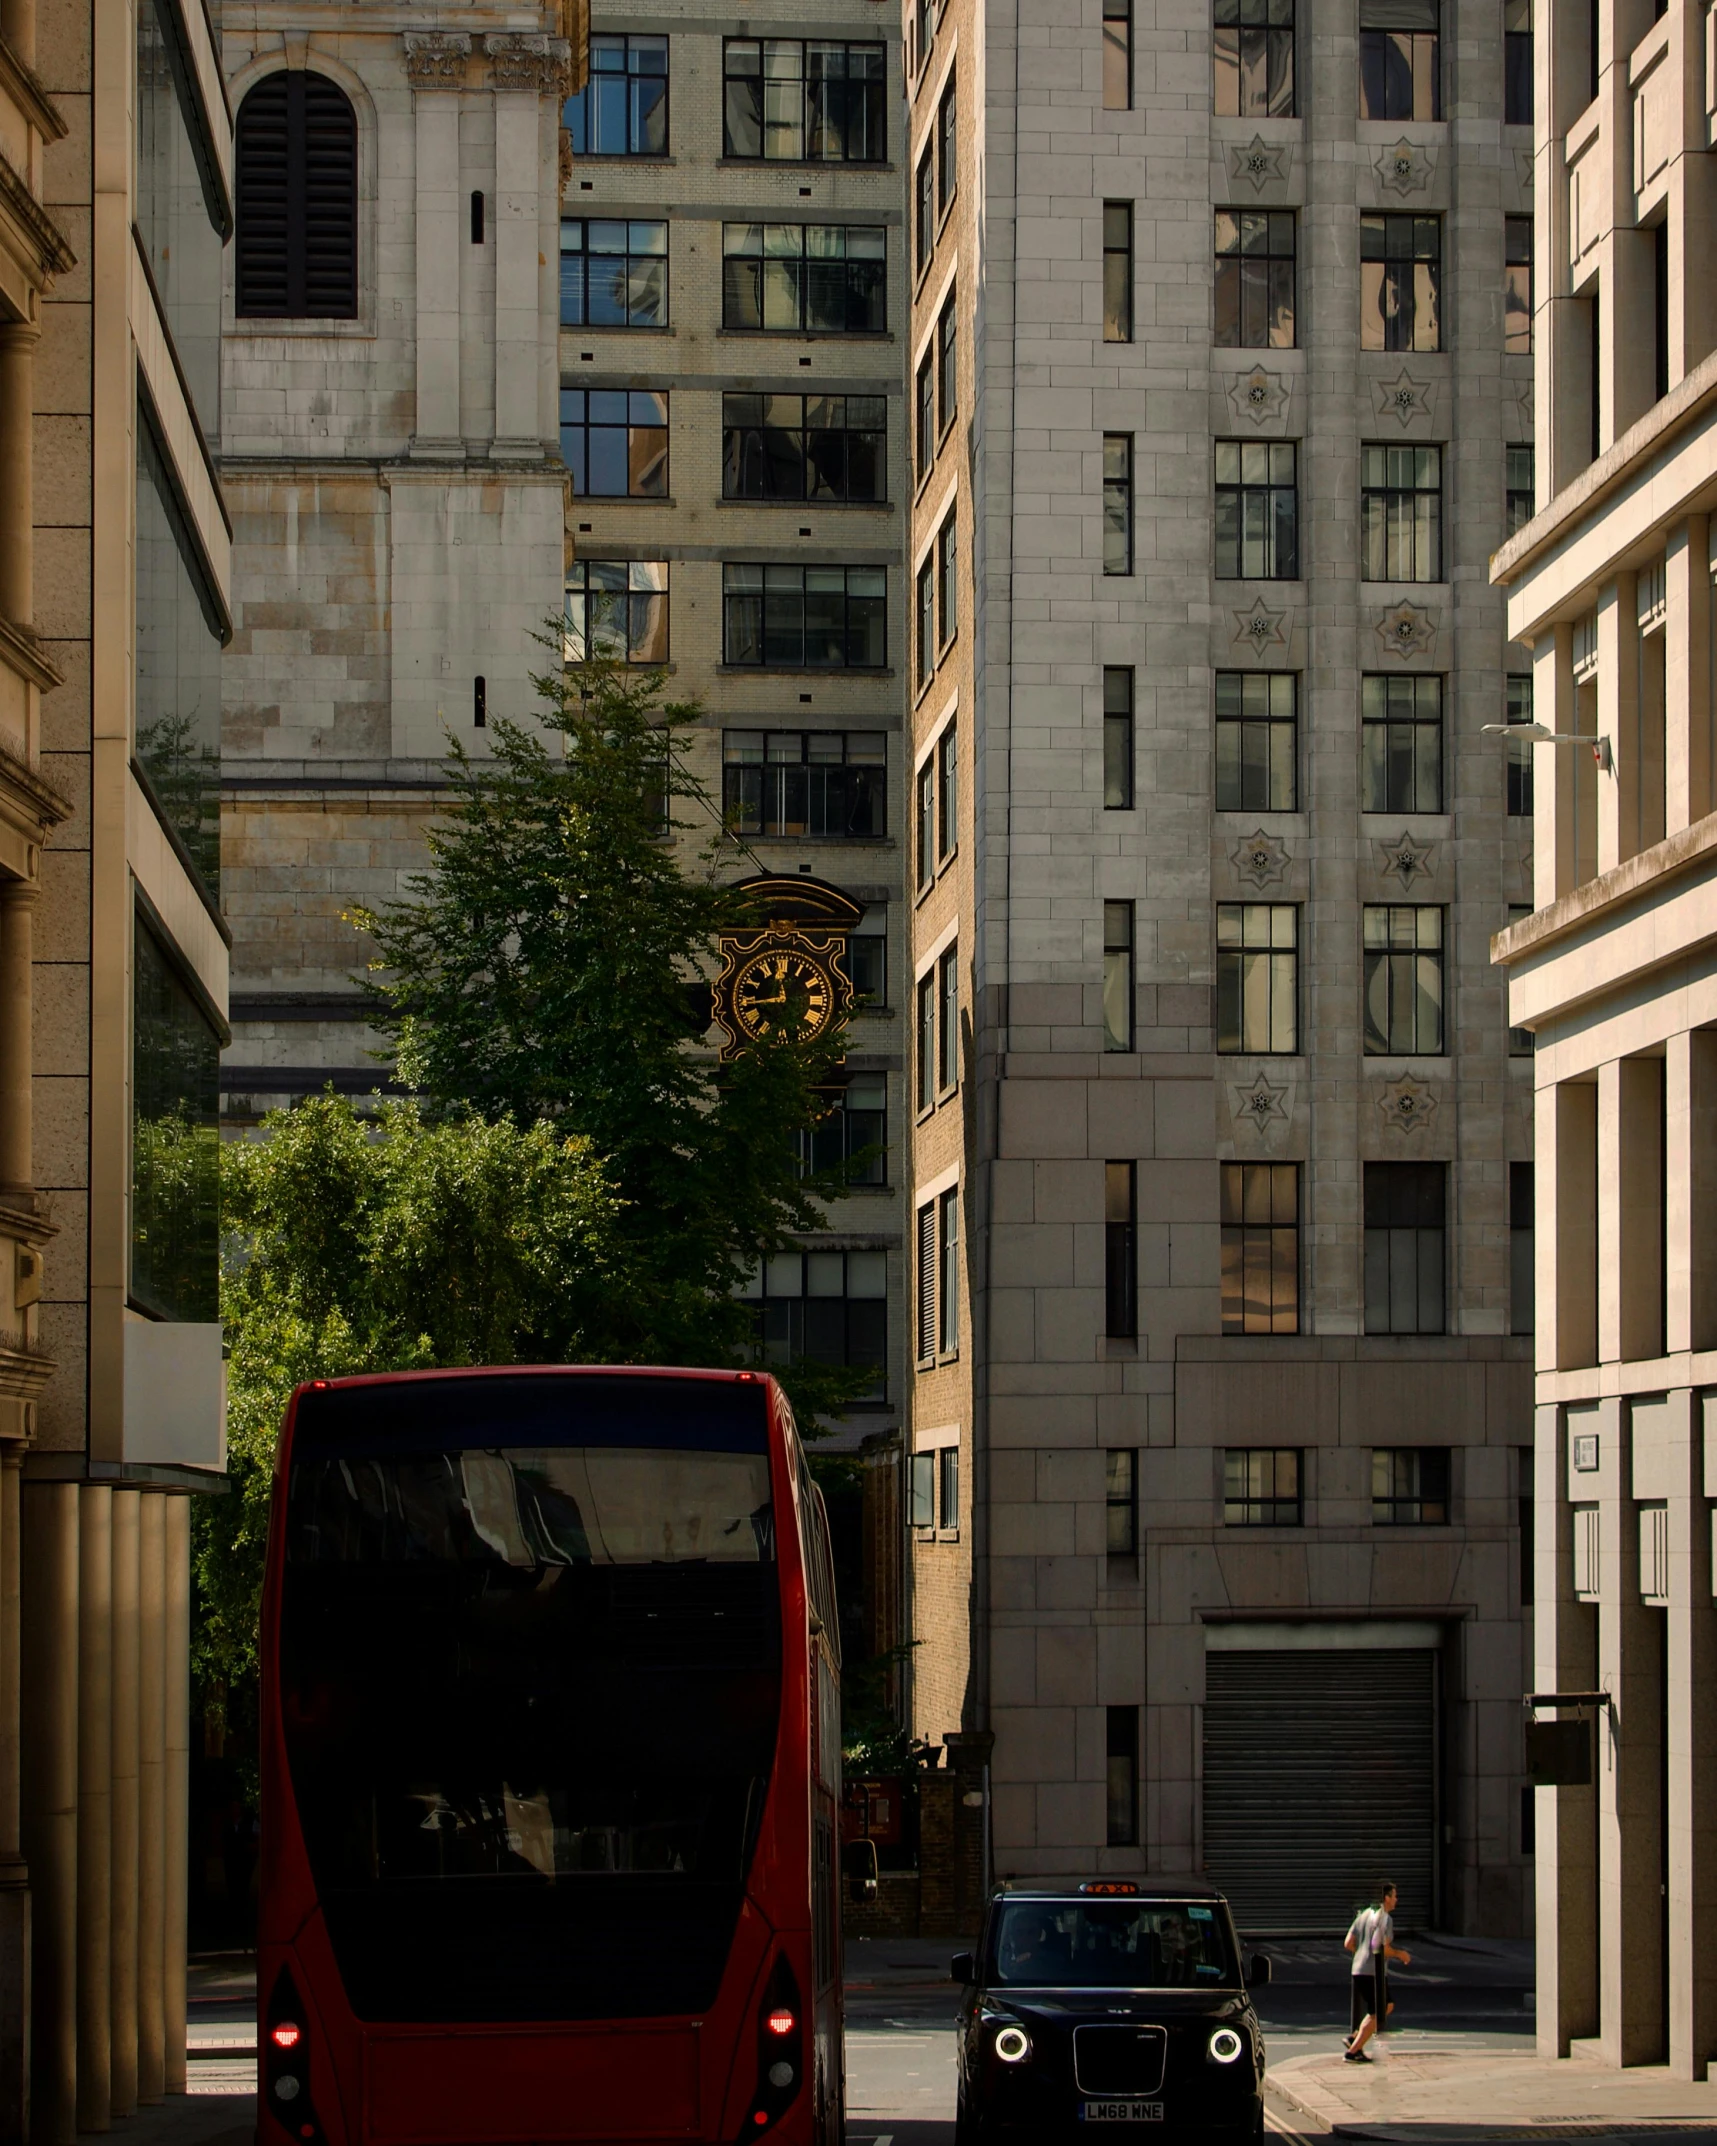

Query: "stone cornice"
left=0, top=151, right=74, bottom=281
left=0, top=732, right=72, bottom=833
left=0, top=617, right=64, bottom=695
left=0, top=35, right=67, bottom=141
left=1491, top=807, right=1717, bottom=968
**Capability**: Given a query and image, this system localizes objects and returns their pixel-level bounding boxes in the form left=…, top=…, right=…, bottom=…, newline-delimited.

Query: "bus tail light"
left=264, top=1970, right=326, bottom=2146
left=745, top=1959, right=804, bottom=2136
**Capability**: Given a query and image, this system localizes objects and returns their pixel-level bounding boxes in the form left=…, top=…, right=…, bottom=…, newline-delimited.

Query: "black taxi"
left=951, top=1879, right=1270, bottom=2142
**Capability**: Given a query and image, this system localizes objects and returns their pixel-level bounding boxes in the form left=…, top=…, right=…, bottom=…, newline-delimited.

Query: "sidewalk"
left=1270, top=2046, right=1717, bottom=2140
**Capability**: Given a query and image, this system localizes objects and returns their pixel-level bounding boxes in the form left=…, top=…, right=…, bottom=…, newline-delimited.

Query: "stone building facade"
left=906, top=0, right=1537, bottom=1932
left=1493, top=0, right=1717, bottom=2075
left=13, top=0, right=233, bottom=2136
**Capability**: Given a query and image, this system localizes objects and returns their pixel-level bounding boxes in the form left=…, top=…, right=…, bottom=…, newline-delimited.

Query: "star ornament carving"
left=1232, top=600, right=1289, bottom=659
left=1377, top=1073, right=1439, bottom=1136
left=1375, top=601, right=1437, bottom=662
left=1229, top=366, right=1289, bottom=428
left=1378, top=831, right=1436, bottom=889
left=1377, top=139, right=1434, bottom=196
left=1232, top=827, right=1289, bottom=890
left=1372, top=369, right=1434, bottom=428
left=1230, top=136, right=1288, bottom=192
left=1229, top=1070, right=1292, bottom=1134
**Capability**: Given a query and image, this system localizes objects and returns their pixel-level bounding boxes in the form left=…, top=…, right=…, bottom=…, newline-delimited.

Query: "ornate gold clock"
left=712, top=875, right=865, bottom=1060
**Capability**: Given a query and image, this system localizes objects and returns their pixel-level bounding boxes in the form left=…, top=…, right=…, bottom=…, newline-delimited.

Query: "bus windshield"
left=278, top=1376, right=781, bottom=2023
left=988, top=1899, right=1238, bottom=1988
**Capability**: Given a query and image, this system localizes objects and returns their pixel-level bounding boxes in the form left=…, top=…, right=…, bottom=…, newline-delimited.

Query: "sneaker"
left=1344, top=2050, right=1372, bottom=2064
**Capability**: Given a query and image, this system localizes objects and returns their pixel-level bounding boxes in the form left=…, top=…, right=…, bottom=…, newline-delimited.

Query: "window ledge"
left=563, top=326, right=678, bottom=338
left=1099, top=1337, right=1138, bottom=1359
left=714, top=497, right=896, bottom=512
left=570, top=496, right=677, bottom=510
left=714, top=329, right=895, bottom=343
left=716, top=664, right=895, bottom=678
left=231, top=317, right=377, bottom=342
left=717, top=157, right=896, bottom=173
left=568, top=155, right=678, bottom=168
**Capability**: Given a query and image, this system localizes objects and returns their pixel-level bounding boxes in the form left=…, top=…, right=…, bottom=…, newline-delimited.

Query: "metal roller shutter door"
left=1202, top=1647, right=1437, bottom=1935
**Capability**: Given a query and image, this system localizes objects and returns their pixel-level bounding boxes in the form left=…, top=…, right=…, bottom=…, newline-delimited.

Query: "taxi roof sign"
left=1077, top=1880, right=1140, bottom=1895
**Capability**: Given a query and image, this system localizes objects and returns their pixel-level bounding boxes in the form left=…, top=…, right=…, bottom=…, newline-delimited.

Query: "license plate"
left=1081, top=2103, right=1164, bottom=2122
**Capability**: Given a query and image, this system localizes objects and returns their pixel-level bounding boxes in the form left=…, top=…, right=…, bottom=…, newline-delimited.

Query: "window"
left=938, top=725, right=958, bottom=861
left=1220, top=1163, right=1299, bottom=1335
left=132, top=914, right=219, bottom=1322
left=565, top=35, right=668, bottom=156
left=1360, top=674, right=1442, bottom=813
left=1506, top=673, right=1534, bottom=815
left=916, top=756, right=935, bottom=889
left=560, top=219, right=668, bottom=328
left=722, top=731, right=885, bottom=838
left=1363, top=905, right=1444, bottom=1054
left=1104, top=435, right=1133, bottom=575
left=1505, top=216, right=1533, bottom=356
left=722, top=393, right=885, bottom=503
left=937, top=516, right=958, bottom=647
left=939, top=1187, right=960, bottom=1355
left=850, top=907, right=887, bottom=1005
left=938, top=296, right=957, bottom=432
left=136, top=405, right=223, bottom=897
left=721, top=40, right=886, bottom=162
left=138, top=0, right=225, bottom=421
left=1214, top=0, right=1294, bottom=118
left=1363, top=1161, right=1446, bottom=1335
left=721, top=223, right=885, bottom=333
left=1506, top=443, right=1534, bottom=536
left=909, top=1449, right=934, bottom=1527
left=916, top=559, right=935, bottom=688
left=916, top=152, right=935, bottom=277
left=1223, top=1448, right=1301, bottom=1526
left=916, top=973, right=935, bottom=1111
left=1105, top=202, right=1134, bottom=342
left=798, top=1074, right=887, bottom=1184
left=1103, top=900, right=1134, bottom=1052
left=1360, top=443, right=1442, bottom=582
left=1215, top=441, right=1299, bottom=580
left=1104, top=667, right=1135, bottom=809
left=1215, top=671, right=1296, bottom=811
left=1105, top=1450, right=1138, bottom=1556
left=938, top=944, right=959, bottom=1091
left=913, top=0, right=933, bottom=74
left=722, top=564, right=885, bottom=668
left=1507, top=903, right=1533, bottom=1053
left=1105, top=1161, right=1137, bottom=1339
left=1216, top=904, right=1298, bottom=1053
left=1103, top=0, right=1131, bottom=109
left=1504, top=0, right=1532, bottom=124
left=1215, top=210, right=1295, bottom=348
left=938, top=1441, right=960, bottom=1526
left=1359, top=0, right=1438, bottom=120
left=938, top=74, right=958, bottom=209
left=1361, top=214, right=1440, bottom=352
left=561, top=390, right=668, bottom=498
left=916, top=352, right=935, bottom=482
left=1511, top=1160, right=1535, bottom=1333
left=1372, top=1446, right=1451, bottom=1524
left=915, top=1198, right=947, bottom=1361
left=1106, top=1707, right=1139, bottom=1846
left=741, top=1248, right=887, bottom=1400
left=235, top=72, right=358, bottom=320
left=565, top=561, right=668, bottom=663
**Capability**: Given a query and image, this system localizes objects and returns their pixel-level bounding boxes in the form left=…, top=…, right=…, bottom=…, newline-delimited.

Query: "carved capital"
left=486, top=32, right=574, bottom=97
left=403, top=31, right=471, bottom=87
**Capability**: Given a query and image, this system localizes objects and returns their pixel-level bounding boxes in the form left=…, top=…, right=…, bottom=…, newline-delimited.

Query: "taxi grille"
left=1072, top=2025, right=1167, bottom=2096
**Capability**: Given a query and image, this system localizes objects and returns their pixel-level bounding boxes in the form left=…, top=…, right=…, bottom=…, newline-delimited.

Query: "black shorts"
left=1350, top=1962, right=1388, bottom=2035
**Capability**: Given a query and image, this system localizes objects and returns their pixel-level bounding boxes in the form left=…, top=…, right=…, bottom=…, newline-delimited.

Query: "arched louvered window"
left=235, top=72, right=358, bottom=318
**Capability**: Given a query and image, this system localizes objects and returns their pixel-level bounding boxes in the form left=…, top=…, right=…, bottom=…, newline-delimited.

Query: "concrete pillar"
left=1544, top=1078, right=1598, bottom=1371
left=1536, top=1401, right=1599, bottom=2056
left=1598, top=1397, right=1666, bottom=2067
left=1596, top=576, right=1638, bottom=878
left=20, top=1482, right=76, bottom=2146
left=162, top=1496, right=188, bottom=2096
left=0, top=882, right=36, bottom=1198
left=135, top=1497, right=164, bottom=2104
left=1599, top=1058, right=1664, bottom=1365
left=0, top=1452, right=27, bottom=2146
left=413, top=79, right=464, bottom=455
left=1665, top=1031, right=1717, bottom=1355
left=76, top=1484, right=110, bottom=2133
left=1666, top=1389, right=1717, bottom=2079
left=1542, top=1, right=1595, bottom=493
left=492, top=77, right=543, bottom=454
left=1535, top=625, right=1576, bottom=905
left=1665, top=515, right=1711, bottom=834
left=107, top=1491, right=138, bottom=2117
left=0, top=322, right=35, bottom=629
left=1670, top=2, right=1717, bottom=381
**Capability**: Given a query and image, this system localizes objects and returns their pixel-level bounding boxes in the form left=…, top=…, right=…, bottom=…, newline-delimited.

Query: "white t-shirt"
left=1347, top=1906, right=1392, bottom=1975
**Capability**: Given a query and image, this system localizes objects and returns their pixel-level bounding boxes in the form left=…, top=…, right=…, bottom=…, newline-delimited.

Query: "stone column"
left=1533, top=625, right=1574, bottom=906
left=1664, top=1031, right=1717, bottom=1356
left=0, top=321, right=36, bottom=630
left=404, top=34, right=470, bottom=457
left=107, top=1491, right=139, bottom=2117
left=76, top=1484, right=111, bottom=2132
left=162, top=1496, right=188, bottom=2096
left=1665, top=515, right=1711, bottom=835
left=1544, top=1078, right=1598, bottom=1371
left=1595, top=574, right=1638, bottom=877
left=1598, top=1058, right=1664, bottom=1366
left=0, top=1451, right=26, bottom=2146
left=1666, top=1389, right=1717, bottom=2078
left=135, top=1496, right=165, bottom=2104
left=20, top=1481, right=77, bottom=2145
left=1536, top=1402, right=1599, bottom=2057
left=0, top=881, right=36, bottom=1199
left=486, top=36, right=563, bottom=457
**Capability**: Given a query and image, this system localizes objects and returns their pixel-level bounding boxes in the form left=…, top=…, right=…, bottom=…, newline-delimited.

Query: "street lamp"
left=1480, top=719, right=1612, bottom=771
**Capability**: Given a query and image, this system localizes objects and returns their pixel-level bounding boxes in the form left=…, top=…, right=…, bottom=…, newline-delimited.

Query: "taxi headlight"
left=1208, top=2028, right=1245, bottom=2066
left=993, top=2025, right=1031, bottom=2064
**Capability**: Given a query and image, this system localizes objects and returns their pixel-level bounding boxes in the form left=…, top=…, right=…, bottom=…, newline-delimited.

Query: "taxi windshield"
left=989, top=1899, right=1237, bottom=1988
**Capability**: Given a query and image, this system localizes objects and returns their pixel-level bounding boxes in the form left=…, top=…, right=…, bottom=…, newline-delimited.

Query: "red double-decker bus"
left=258, top=1367, right=844, bottom=2146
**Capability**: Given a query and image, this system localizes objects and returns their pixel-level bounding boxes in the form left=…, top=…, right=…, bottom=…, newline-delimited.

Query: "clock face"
left=729, top=945, right=836, bottom=1043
